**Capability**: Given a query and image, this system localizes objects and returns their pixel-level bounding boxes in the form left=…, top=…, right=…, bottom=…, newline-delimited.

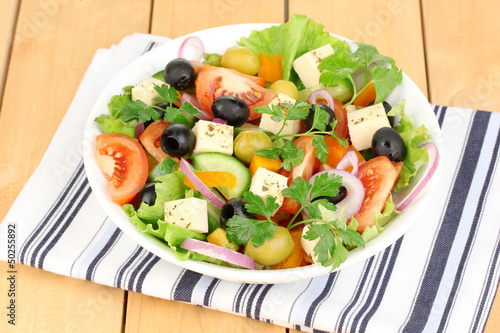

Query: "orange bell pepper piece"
left=353, top=82, right=376, bottom=107
left=249, top=155, right=282, bottom=177
left=183, top=171, right=237, bottom=190
left=257, top=53, right=283, bottom=83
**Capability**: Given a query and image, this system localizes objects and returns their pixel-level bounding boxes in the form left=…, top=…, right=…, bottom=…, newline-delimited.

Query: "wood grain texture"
left=422, top=0, right=500, bottom=112
left=151, top=0, right=285, bottom=38
left=125, top=291, right=285, bottom=333
left=0, top=0, right=19, bottom=103
left=0, top=0, right=152, bottom=332
left=0, top=262, right=125, bottom=333
left=289, top=0, right=428, bottom=97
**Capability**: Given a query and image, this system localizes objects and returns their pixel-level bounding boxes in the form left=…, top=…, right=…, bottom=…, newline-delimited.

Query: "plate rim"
left=83, top=23, right=443, bottom=284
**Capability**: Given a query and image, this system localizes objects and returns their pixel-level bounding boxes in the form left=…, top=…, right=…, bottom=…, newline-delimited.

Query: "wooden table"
left=1, top=1, right=499, bottom=332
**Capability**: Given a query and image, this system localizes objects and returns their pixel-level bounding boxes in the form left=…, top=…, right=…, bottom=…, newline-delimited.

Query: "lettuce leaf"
left=388, top=100, right=430, bottom=189
left=239, top=14, right=349, bottom=89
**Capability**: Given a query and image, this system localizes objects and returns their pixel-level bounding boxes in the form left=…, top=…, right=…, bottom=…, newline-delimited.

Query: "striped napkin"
left=1, top=34, right=499, bottom=333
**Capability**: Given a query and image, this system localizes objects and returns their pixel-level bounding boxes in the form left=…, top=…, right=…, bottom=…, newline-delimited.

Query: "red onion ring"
left=178, top=36, right=204, bottom=61
left=135, top=122, right=145, bottom=138
left=181, top=93, right=213, bottom=120
left=212, top=118, right=228, bottom=125
left=394, top=142, right=439, bottom=210
left=307, top=169, right=365, bottom=220
left=180, top=238, right=255, bottom=269
left=336, top=150, right=360, bottom=177
left=179, top=158, right=225, bottom=209
left=308, top=89, right=336, bottom=111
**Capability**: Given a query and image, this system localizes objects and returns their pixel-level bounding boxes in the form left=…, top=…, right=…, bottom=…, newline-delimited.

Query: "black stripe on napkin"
left=336, top=256, right=376, bottom=330
left=85, top=225, right=122, bottom=281
left=115, top=246, right=145, bottom=289
left=358, top=237, right=404, bottom=331
left=471, top=232, right=500, bottom=332
left=172, top=269, right=203, bottom=302
left=402, top=111, right=491, bottom=332
left=437, top=124, right=500, bottom=331
left=19, top=162, right=86, bottom=264
left=305, top=273, right=337, bottom=327
left=203, top=278, right=220, bottom=307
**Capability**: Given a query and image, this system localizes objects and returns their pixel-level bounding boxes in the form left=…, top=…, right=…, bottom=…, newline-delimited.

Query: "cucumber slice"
left=191, top=152, right=251, bottom=200
left=152, top=70, right=165, bottom=82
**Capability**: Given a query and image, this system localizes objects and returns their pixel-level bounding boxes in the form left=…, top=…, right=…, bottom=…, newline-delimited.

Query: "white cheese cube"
left=192, top=120, right=233, bottom=155
left=292, top=44, right=334, bottom=88
left=164, top=197, right=208, bottom=234
left=301, top=223, right=320, bottom=264
left=131, top=77, right=166, bottom=105
left=259, top=93, right=301, bottom=136
left=249, top=167, right=288, bottom=212
left=347, top=103, right=391, bottom=151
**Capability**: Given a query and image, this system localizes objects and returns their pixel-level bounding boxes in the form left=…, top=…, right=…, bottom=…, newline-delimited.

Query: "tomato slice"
left=353, top=156, right=403, bottom=233
left=191, top=61, right=266, bottom=86
left=280, top=136, right=317, bottom=215
left=95, top=133, right=149, bottom=205
left=333, top=99, right=349, bottom=139
left=138, top=120, right=170, bottom=162
left=195, top=66, right=275, bottom=121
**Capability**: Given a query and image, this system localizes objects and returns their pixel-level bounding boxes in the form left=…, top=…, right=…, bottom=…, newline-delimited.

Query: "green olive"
left=221, top=46, right=260, bottom=75
left=244, top=226, right=294, bottom=266
left=233, top=129, right=273, bottom=165
left=268, top=80, right=299, bottom=100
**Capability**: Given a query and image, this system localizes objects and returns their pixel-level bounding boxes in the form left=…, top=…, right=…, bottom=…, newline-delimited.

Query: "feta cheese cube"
left=164, top=197, right=208, bottom=234
left=347, top=103, right=391, bottom=151
left=131, top=77, right=166, bottom=105
left=259, top=93, right=302, bottom=136
left=249, top=167, right=288, bottom=212
left=301, top=223, right=320, bottom=264
left=192, top=120, right=233, bottom=155
left=292, top=44, right=334, bottom=88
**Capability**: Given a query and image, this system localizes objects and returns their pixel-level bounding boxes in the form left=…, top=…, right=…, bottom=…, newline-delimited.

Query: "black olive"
left=313, top=186, right=347, bottom=205
left=164, top=58, right=195, bottom=90
left=220, top=198, right=257, bottom=226
left=371, top=127, right=407, bottom=162
left=211, top=95, right=250, bottom=127
left=160, top=123, right=195, bottom=157
left=368, top=101, right=395, bottom=126
left=304, top=103, right=336, bottom=132
left=133, top=183, right=157, bottom=210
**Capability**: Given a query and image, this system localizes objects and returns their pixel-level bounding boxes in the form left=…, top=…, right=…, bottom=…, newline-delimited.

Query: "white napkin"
left=1, top=34, right=500, bottom=333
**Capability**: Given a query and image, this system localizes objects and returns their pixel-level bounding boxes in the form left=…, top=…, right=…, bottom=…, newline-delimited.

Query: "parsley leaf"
left=370, top=65, right=403, bottom=104
left=312, top=136, right=329, bottom=164
left=224, top=192, right=278, bottom=247
left=319, top=42, right=403, bottom=106
left=119, top=83, right=201, bottom=125
left=242, top=192, right=279, bottom=220
left=226, top=215, right=276, bottom=247
left=282, top=177, right=312, bottom=204
left=255, top=140, right=304, bottom=172
left=309, top=172, right=343, bottom=199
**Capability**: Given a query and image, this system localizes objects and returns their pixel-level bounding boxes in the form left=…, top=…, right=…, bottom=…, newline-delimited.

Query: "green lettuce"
left=239, top=14, right=349, bottom=89
left=96, top=85, right=137, bottom=137
left=388, top=100, right=430, bottom=189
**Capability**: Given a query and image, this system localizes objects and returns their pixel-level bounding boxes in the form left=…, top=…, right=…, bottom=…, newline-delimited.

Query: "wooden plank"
left=151, top=0, right=285, bottom=38
left=422, top=0, right=500, bottom=112
left=0, top=0, right=19, bottom=103
left=0, top=262, right=124, bottom=332
left=124, top=2, right=287, bottom=332
left=125, top=291, right=285, bottom=333
left=289, top=0, right=428, bottom=97
left=0, top=0, right=152, bottom=331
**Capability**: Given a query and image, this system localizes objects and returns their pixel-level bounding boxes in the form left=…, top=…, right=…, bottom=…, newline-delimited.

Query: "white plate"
left=83, top=23, right=443, bottom=284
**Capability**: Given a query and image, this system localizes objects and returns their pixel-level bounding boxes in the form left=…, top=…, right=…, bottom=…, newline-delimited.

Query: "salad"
left=92, top=15, right=438, bottom=271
